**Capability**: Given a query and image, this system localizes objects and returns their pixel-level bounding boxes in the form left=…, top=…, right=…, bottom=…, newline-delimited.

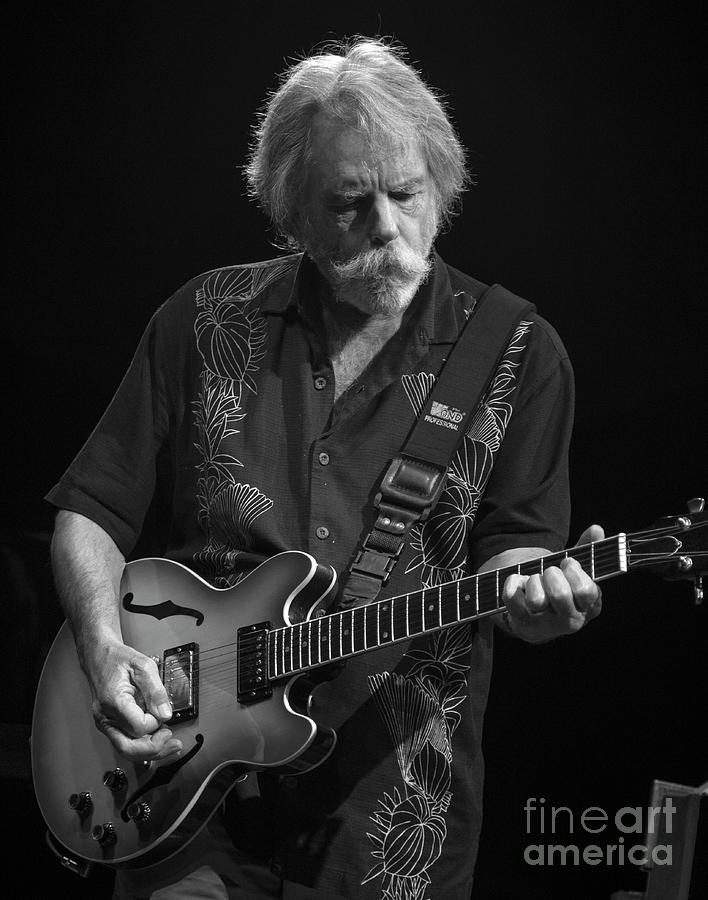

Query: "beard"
left=306, top=216, right=438, bottom=315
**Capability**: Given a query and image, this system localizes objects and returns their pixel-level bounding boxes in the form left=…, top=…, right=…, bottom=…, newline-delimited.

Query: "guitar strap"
left=337, top=281, right=536, bottom=609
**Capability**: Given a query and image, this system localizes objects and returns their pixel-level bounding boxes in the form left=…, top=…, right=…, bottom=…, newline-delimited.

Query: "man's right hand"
left=82, top=638, right=184, bottom=762
left=52, top=511, right=184, bottom=763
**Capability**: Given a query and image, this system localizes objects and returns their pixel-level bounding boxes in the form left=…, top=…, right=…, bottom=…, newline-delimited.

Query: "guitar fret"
left=346, top=609, right=353, bottom=656
left=359, top=606, right=368, bottom=653
left=270, top=630, right=278, bottom=677
left=319, top=615, right=329, bottom=664
left=293, top=624, right=300, bottom=671
left=380, top=601, right=392, bottom=643
left=591, top=542, right=596, bottom=579
left=367, top=604, right=378, bottom=649
left=423, top=588, right=438, bottom=632
left=440, top=584, right=454, bottom=626
left=343, top=609, right=353, bottom=656
left=409, top=589, right=423, bottom=636
left=394, top=596, right=406, bottom=642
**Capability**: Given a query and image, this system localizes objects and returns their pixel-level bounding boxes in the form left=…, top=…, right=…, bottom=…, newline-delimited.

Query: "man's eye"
left=331, top=200, right=361, bottom=211
left=391, top=192, right=417, bottom=203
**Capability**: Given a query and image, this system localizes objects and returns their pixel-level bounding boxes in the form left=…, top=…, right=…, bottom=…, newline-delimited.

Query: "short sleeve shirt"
left=46, top=251, right=574, bottom=899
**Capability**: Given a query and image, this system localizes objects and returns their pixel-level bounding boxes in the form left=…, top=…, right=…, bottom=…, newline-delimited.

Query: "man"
left=46, top=38, right=602, bottom=900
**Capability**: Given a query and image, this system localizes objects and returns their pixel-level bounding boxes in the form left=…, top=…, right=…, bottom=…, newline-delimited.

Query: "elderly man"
left=46, top=38, right=602, bottom=900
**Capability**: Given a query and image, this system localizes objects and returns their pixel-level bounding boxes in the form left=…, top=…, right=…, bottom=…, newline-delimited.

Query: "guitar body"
left=31, top=551, right=338, bottom=869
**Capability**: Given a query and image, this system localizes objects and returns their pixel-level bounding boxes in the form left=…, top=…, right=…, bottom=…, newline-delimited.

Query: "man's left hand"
left=497, top=525, right=604, bottom=643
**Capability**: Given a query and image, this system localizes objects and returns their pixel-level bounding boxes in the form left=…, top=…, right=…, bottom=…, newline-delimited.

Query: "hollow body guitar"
left=31, top=505, right=707, bottom=870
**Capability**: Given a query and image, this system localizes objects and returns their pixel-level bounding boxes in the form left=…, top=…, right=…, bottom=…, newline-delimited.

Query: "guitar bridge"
left=237, top=622, right=272, bottom=704
left=162, top=642, right=198, bottom=722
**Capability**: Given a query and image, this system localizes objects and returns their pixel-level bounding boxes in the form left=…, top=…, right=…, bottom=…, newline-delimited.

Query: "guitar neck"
left=268, top=534, right=628, bottom=678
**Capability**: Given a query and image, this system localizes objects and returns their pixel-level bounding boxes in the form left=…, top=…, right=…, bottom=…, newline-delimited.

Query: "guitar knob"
left=687, top=497, right=705, bottom=514
left=127, top=801, right=151, bottom=823
left=68, top=791, right=92, bottom=814
left=91, top=822, right=116, bottom=846
left=103, top=768, right=128, bottom=793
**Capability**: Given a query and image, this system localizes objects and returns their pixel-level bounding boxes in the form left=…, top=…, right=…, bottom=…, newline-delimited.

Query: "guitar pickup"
left=162, top=642, right=198, bottom=722
left=237, top=622, right=272, bottom=704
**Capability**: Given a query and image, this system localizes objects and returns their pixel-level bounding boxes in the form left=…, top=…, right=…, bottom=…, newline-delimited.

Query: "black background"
left=4, top=2, right=706, bottom=898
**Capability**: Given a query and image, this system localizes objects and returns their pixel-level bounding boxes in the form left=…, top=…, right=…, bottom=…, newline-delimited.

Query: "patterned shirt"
left=46, top=251, right=574, bottom=899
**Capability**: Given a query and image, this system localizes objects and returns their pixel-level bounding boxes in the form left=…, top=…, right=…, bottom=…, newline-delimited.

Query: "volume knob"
left=68, top=791, right=92, bottom=814
left=103, top=768, right=127, bottom=792
left=127, top=801, right=151, bottom=823
left=91, top=822, right=116, bottom=846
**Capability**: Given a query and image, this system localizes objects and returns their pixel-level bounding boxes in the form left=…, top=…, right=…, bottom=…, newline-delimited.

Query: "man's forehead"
left=309, top=112, right=427, bottom=186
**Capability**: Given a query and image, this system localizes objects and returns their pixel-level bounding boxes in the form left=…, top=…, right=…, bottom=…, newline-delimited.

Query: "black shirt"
left=46, top=251, right=574, bottom=897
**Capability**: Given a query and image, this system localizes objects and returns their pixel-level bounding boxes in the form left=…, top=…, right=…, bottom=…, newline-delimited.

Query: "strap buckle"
left=373, top=455, right=447, bottom=533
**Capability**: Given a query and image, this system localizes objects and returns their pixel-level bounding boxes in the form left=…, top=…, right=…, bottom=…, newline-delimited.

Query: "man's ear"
left=289, top=207, right=310, bottom=251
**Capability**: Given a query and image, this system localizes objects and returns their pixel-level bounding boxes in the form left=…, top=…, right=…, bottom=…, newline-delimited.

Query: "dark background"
left=4, top=2, right=705, bottom=898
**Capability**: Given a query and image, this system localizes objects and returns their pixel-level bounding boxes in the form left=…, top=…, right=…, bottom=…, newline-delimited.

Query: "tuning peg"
left=687, top=498, right=705, bottom=513
left=693, top=575, right=704, bottom=605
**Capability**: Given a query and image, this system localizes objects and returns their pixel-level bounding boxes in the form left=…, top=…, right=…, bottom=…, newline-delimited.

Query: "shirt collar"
left=260, top=249, right=473, bottom=345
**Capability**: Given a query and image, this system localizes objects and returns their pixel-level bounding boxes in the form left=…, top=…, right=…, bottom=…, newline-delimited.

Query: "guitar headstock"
left=626, top=497, right=707, bottom=604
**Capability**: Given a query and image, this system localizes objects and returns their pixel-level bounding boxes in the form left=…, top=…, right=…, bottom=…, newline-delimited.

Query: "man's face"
left=298, top=113, right=439, bottom=315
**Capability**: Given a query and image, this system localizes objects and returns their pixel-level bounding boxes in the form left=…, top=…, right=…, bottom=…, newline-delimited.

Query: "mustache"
left=328, top=243, right=431, bottom=283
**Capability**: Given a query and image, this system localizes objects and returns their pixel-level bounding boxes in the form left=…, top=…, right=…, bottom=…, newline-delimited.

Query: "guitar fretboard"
left=268, top=535, right=627, bottom=678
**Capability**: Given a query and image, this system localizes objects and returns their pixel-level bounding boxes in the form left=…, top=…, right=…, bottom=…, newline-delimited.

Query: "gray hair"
left=245, top=37, right=470, bottom=248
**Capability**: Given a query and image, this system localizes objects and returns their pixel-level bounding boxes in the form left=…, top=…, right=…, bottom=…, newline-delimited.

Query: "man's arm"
left=51, top=510, right=182, bottom=760
left=480, top=524, right=604, bottom=643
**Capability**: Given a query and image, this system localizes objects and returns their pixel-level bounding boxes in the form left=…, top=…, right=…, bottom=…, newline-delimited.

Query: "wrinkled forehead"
left=307, top=111, right=428, bottom=189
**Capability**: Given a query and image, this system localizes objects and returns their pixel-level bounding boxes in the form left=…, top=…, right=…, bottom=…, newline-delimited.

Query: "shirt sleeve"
left=468, top=314, right=574, bottom=572
left=44, top=305, right=178, bottom=558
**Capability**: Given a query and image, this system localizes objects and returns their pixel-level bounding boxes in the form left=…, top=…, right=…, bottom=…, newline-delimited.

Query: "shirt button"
left=314, top=376, right=327, bottom=390
left=316, top=526, right=330, bottom=540
left=318, top=451, right=330, bottom=466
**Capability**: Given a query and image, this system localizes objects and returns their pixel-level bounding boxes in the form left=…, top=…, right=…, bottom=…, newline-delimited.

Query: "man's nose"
left=369, top=195, right=399, bottom=246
